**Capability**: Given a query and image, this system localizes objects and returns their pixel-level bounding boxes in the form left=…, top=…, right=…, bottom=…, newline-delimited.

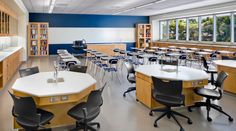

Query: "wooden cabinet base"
left=0, top=48, right=22, bottom=89
left=136, top=72, right=207, bottom=109
left=13, top=84, right=96, bottom=129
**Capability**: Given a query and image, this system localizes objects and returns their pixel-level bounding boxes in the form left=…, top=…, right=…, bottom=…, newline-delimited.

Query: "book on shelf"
left=31, top=40, right=37, bottom=46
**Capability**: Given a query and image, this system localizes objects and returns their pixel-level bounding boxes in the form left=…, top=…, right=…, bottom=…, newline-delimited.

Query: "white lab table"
left=12, top=71, right=96, bottom=128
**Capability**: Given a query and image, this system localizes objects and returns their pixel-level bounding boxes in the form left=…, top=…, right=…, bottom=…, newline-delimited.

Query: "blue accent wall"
left=49, top=42, right=135, bottom=55
left=29, top=13, right=148, bottom=55
left=29, top=13, right=149, bottom=28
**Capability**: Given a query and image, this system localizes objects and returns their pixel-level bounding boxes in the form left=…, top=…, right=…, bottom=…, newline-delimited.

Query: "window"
left=235, top=14, right=236, bottom=42
left=178, top=19, right=186, bottom=40
left=168, top=19, right=176, bottom=40
left=201, top=16, right=213, bottom=41
left=160, top=21, right=168, bottom=40
left=216, top=14, right=231, bottom=42
left=189, top=17, right=199, bottom=41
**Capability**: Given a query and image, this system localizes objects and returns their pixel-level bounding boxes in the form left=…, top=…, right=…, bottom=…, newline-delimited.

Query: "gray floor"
left=0, top=56, right=236, bottom=131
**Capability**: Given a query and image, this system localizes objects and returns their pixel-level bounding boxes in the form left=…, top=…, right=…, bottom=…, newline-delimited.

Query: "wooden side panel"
left=136, top=72, right=206, bottom=109
left=217, top=65, right=236, bottom=94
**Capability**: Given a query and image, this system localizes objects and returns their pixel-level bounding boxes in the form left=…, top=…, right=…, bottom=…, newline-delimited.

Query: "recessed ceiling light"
left=49, top=0, right=56, bottom=13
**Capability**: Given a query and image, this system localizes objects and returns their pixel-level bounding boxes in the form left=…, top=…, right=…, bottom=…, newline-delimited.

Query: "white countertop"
left=12, top=71, right=97, bottom=97
left=135, top=65, right=209, bottom=81
left=214, top=60, right=236, bottom=68
left=0, top=46, right=22, bottom=61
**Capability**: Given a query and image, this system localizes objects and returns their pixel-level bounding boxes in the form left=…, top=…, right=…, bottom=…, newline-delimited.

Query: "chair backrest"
left=19, top=66, right=39, bottom=77
left=87, top=83, right=107, bottom=107
left=113, top=48, right=120, bottom=53
left=69, top=65, right=87, bottom=73
left=201, top=57, right=209, bottom=70
left=8, top=91, right=39, bottom=124
left=148, top=57, right=158, bottom=62
left=215, top=71, right=228, bottom=99
left=179, top=55, right=187, bottom=60
left=124, top=62, right=135, bottom=74
left=151, top=77, right=183, bottom=98
left=109, top=58, right=118, bottom=64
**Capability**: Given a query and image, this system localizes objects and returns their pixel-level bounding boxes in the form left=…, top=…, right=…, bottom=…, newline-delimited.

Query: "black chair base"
left=71, top=121, right=100, bottom=131
left=123, top=87, right=136, bottom=97
left=188, top=99, right=234, bottom=122
left=149, top=107, right=192, bottom=131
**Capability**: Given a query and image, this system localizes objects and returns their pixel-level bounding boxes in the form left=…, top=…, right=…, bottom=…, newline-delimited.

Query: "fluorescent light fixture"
left=49, top=0, right=56, bottom=13
left=113, top=0, right=166, bottom=15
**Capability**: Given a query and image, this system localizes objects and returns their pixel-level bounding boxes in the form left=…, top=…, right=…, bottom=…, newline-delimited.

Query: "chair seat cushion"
left=68, top=102, right=100, bottom=122
left=16, top=108, right=54, bottom=129
left=194, top=88, right=220, bottom=99
left=128, top=76, right=135, bottom=83
left=37, top=109, right=54, bottom=125
left=153, top=92, right=184, bottom=107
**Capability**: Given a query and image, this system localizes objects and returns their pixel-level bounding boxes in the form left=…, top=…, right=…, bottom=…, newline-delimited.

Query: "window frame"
left=157, top=12, right=236, bottom=45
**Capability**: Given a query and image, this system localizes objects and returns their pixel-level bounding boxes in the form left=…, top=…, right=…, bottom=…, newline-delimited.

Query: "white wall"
left=15, top=0, right=29, bottom=61
left=49, top=28, right=135, bottom=44
left=150, top=1, right=236, bottom=41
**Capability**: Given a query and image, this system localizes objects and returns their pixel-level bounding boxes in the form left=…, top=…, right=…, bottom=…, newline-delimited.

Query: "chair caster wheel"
left=229, top=117, right=234, bottom=122
left=136, top=99, right=139, bottom=102
left=180, top=128, right=184, bottom=131
left=154, top=123, right=158, bottom=127
left=207, top=117, right=212, bottom=122
left=149, top=111, right=153, bottom=116
left=187, top=119, right=193, bottom=124
left=97, top=124, right=100, bottom=129
left=188, top=107, right=192, bottom=112
left=123, top=93, right=126, bottom=97
left=167, top=115, right=171, bottom=119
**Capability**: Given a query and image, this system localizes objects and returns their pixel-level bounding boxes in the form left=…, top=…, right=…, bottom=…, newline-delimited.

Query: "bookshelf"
left=28, top=22, right=49, bottom=56
left=136, top=24, right=152, bottom=48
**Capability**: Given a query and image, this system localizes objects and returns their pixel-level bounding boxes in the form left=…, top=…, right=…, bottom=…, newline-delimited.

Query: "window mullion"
left=213, top=15, right=217, bottom=42
left=198, top=17, right=201, bottom=42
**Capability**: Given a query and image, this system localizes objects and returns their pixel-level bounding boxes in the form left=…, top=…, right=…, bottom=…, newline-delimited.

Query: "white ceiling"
left=22, top=0, right=236, bottom=16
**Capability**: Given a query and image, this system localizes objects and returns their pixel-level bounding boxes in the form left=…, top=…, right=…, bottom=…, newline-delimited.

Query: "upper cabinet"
left=0, top=1, right=18, bottom=36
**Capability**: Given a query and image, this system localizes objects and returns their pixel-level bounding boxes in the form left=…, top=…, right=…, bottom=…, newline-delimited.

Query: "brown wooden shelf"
left=28, top=22, right=49, bottom=57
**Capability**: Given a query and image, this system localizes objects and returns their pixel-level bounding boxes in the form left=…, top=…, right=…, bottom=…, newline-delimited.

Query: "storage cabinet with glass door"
left=28, top=22, right=49, bottom=56
left=0, top=11, right=18, bottom=36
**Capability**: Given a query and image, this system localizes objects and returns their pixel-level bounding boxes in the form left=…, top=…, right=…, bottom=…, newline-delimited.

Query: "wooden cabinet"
left=136, top=24, right=152, bottom=48
left=28, top=22, right=49, bottom=56
left=0, top=1, right=18, bottom=36
left=136, top=72, right=207, bottom=109
left=0, top=48, right=22, bottom=89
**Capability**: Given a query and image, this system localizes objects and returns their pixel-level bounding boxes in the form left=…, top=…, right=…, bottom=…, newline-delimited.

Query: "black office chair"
left=9, top=91, right=54, bottom=131
left=202, top=57, right=217, bottom=85
left=148, top=57, right=158, bottom=64
left=123, top=62, right=136, bottom=97
left=19, top=66, right=39, bottom=77
left=149, top=77, right=192, bottom=131
left=69, top=65, right=87, bottom=73
left=68, top=83, right=107, bottom=131
left=188, top=71, right=234, bottom=122
left=159, top=59, right=178, bottom=66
